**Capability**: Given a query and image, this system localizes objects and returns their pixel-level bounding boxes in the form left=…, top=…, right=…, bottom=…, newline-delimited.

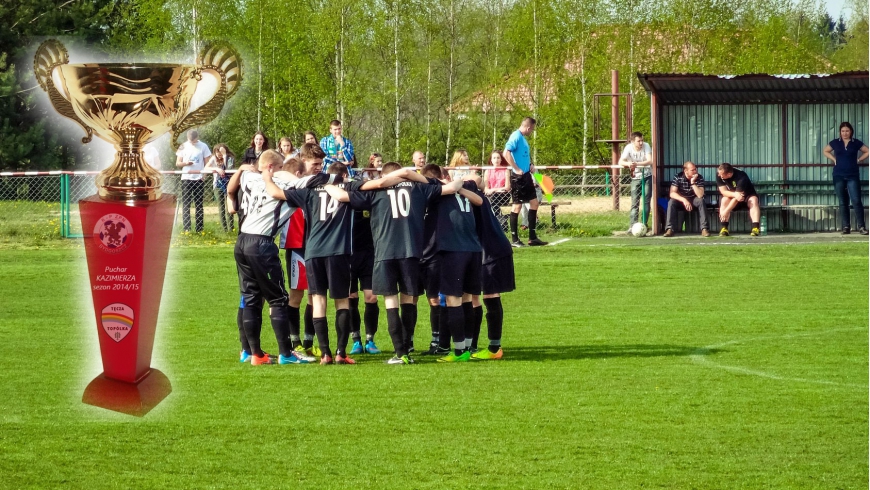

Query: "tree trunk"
left=446, top=0, right=455, bottom=165
left=394, top=0, right=400, bottom=160
left=257, top=0, right=263, bottom=131
left=532, top=0, right=539, bottom=165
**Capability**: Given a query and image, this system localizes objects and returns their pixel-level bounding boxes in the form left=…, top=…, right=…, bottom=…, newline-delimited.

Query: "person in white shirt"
left=142, top=143, right=161, bottom=170
left=619, top=131, right=653, bottom=232
left=175, top=130, right=212, bottom=233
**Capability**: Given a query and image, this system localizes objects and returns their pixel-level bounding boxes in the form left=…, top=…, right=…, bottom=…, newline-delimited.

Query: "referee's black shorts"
left=481, top=255, right=516, bottom=295
left=373, top=258, right=422, bottom=296
left=349, top=249, right=374, bottom=293
left=510, top=172, right=537, bottom=204
left=234, top=233, right=289, bottom=309
left=306, top=254, right=351, bottom=299
left=438, top=250, right=482, bottom=297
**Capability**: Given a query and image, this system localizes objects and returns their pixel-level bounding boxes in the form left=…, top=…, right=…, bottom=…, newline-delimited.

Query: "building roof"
left=638, top=72, right=869, bottom=104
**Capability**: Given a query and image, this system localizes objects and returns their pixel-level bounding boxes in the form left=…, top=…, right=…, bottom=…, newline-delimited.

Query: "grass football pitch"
left=0, top=237, right=867, bottom=488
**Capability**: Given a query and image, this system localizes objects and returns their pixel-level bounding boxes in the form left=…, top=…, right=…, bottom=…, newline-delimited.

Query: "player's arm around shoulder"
left=359, top=168, right=417, bottom=190
left=324, top=184, right=350, bottom=203
left=440, top=178, right=463, bottom=195
left=226, top=164, right=255, bottom=195
left=459, top=187, right=483, bottom=206
left=261, top=167, right=288, bottom=200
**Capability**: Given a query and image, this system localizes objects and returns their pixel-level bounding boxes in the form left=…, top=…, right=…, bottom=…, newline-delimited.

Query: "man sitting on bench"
left=716, top=162, right=761, bottom=237
left=664, top=161, right=709, bottom=237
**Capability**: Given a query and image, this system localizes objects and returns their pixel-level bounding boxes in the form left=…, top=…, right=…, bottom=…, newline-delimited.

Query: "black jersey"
left=423, top=180, right=481, bottom=256
left=282, top=174, right=350, bottom=260
left=350, top=179, right=374, bottom=255
left=350, top=179, right=442, bottom=261
left=471, top=188, right=513, bottom=264
left=352, top=208, right=374, bottom=254
left=716, top=169, right=757, bottom=197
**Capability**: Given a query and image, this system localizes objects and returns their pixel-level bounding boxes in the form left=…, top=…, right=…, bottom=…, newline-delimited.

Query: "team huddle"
left=227, top=142, right=516, bottom=366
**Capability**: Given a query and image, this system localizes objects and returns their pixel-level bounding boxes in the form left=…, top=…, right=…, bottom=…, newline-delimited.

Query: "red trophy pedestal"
left=79, top=194, right=175, bottom=416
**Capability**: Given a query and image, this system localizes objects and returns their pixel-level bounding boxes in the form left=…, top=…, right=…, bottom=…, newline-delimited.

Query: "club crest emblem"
left=101, top=303, right=134, bottom=343
left=94, top=214, right=133, bottom=253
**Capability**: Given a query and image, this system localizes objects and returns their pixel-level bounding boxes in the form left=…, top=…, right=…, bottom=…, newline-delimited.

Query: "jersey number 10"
left=387, top=188, right=411, bottom=218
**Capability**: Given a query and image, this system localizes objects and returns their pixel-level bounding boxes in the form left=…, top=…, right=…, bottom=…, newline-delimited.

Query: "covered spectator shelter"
left=638, top=72, right=869, bottom=233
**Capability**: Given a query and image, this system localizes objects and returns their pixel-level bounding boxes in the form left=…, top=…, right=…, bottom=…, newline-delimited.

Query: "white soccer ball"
left=630, top=222, right=648, bottom=237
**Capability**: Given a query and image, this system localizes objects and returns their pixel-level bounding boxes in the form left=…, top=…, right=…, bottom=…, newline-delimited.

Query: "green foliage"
left=1, top=0, right=868, bottom=171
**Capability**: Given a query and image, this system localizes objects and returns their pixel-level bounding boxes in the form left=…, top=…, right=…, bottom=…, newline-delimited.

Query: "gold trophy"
left=33, top=39, right=241, bottom=201
left=33, top=40, right=242, bottom=416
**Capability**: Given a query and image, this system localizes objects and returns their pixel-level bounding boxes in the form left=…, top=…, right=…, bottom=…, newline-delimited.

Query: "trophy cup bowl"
left=33, top=39, right=242, bottom=201
left=33, top=40, right=242, bottom=416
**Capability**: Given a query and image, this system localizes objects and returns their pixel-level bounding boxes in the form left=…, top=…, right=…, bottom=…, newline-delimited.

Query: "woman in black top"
left=823, top=122, right=869, bottom=234
left=243, top=131, right=270, bottom=165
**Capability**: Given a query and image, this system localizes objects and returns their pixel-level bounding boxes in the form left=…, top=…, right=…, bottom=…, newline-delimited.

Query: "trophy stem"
left=97, top=129, right=163, bottom=202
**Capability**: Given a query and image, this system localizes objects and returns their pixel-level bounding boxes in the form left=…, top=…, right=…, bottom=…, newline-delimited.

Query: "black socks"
left=237, top=307, right=250, bottom=353
left=364, top=301, right=379, bottom=338
left=242, top=305, right=264, bottom=357
left=429, top=304, right=440, bottom=343
left=268, top=304, right=293, bottom=357
left=400, top=303, right=417, bottom=352
left=483, top=297, right=503, bottom=353
left=335, top=308, right=350, bottom=357
left=313, top=317, right=331, bottom=357
left=386, top=308, right=405, bottom=357
left=447, top=306, right=465, bottom=356
left=528, top=209, right=538, bottom=240
left=510, top=212, right=519, bottom=242
left=349, top=297, right=361, bottom=338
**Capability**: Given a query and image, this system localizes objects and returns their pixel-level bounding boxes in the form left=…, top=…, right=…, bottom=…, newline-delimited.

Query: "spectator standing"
left=175, top=130, right=211, bottom=233
left=243, top=132, right=269, bottom=165
left=205, top=143, right=236, bottom=232
left=413, top=150, right=426, bottom=170
left=448, top=149, right=473, bottom=181
left=303, top=131, right=318, bottom=145
left=279, top=137, right=299, bottom=160
left=361, top=152, right=383, bottom=181
left=619, top=131, right=653, bottom=233
left=484, top=150, right=511, bottom=231
left=142, top=143, right=161, bottom=170
left=823, top=122, right=869, bottom=235
left=503, top=117, right=547, bottom=247
left=664, top=161, right=709, bottom=237
left=319, top=120, right=355, bottom=176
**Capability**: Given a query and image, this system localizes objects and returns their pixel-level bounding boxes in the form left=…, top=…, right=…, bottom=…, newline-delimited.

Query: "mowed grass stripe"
left=0, top=240, right=865, bottom=489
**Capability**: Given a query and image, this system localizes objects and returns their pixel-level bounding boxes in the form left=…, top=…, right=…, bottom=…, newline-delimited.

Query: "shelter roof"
left=638, top=72, right=869, bottom=104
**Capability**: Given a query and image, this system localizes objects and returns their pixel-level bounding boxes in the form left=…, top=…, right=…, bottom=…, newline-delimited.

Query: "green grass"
left=0, top=238, right=867, bottom=488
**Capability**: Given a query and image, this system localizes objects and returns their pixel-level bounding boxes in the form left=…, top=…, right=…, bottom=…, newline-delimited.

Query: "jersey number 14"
left=318, top=192, right=340, bottom=221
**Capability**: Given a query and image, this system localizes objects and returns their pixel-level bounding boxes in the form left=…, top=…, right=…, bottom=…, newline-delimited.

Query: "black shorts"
left=306, top=255, right=351, bottom=299
left=481, top=255, right=516, bottom=295
left=729, top=196, right=757, bottom=212
left=420, top=256, right=441, bottom=299
left=349, top=249, right=374, bottom=293
left=373, top=258, right=422, bottom=296
left=438, top=250, right=482, bottom=297
left=235, top=233, right=289, bottom=309
left=510, top=172, right=537, bottom=204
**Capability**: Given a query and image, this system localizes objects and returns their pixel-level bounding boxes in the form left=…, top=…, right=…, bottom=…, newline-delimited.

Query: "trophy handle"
left=33, top=40, right=94, bottom=144
left=171, top=42, right=242, bottom=143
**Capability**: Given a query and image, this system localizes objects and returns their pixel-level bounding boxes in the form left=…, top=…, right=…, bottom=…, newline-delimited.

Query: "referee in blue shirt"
left=503, top=117, right=547, bottom=247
